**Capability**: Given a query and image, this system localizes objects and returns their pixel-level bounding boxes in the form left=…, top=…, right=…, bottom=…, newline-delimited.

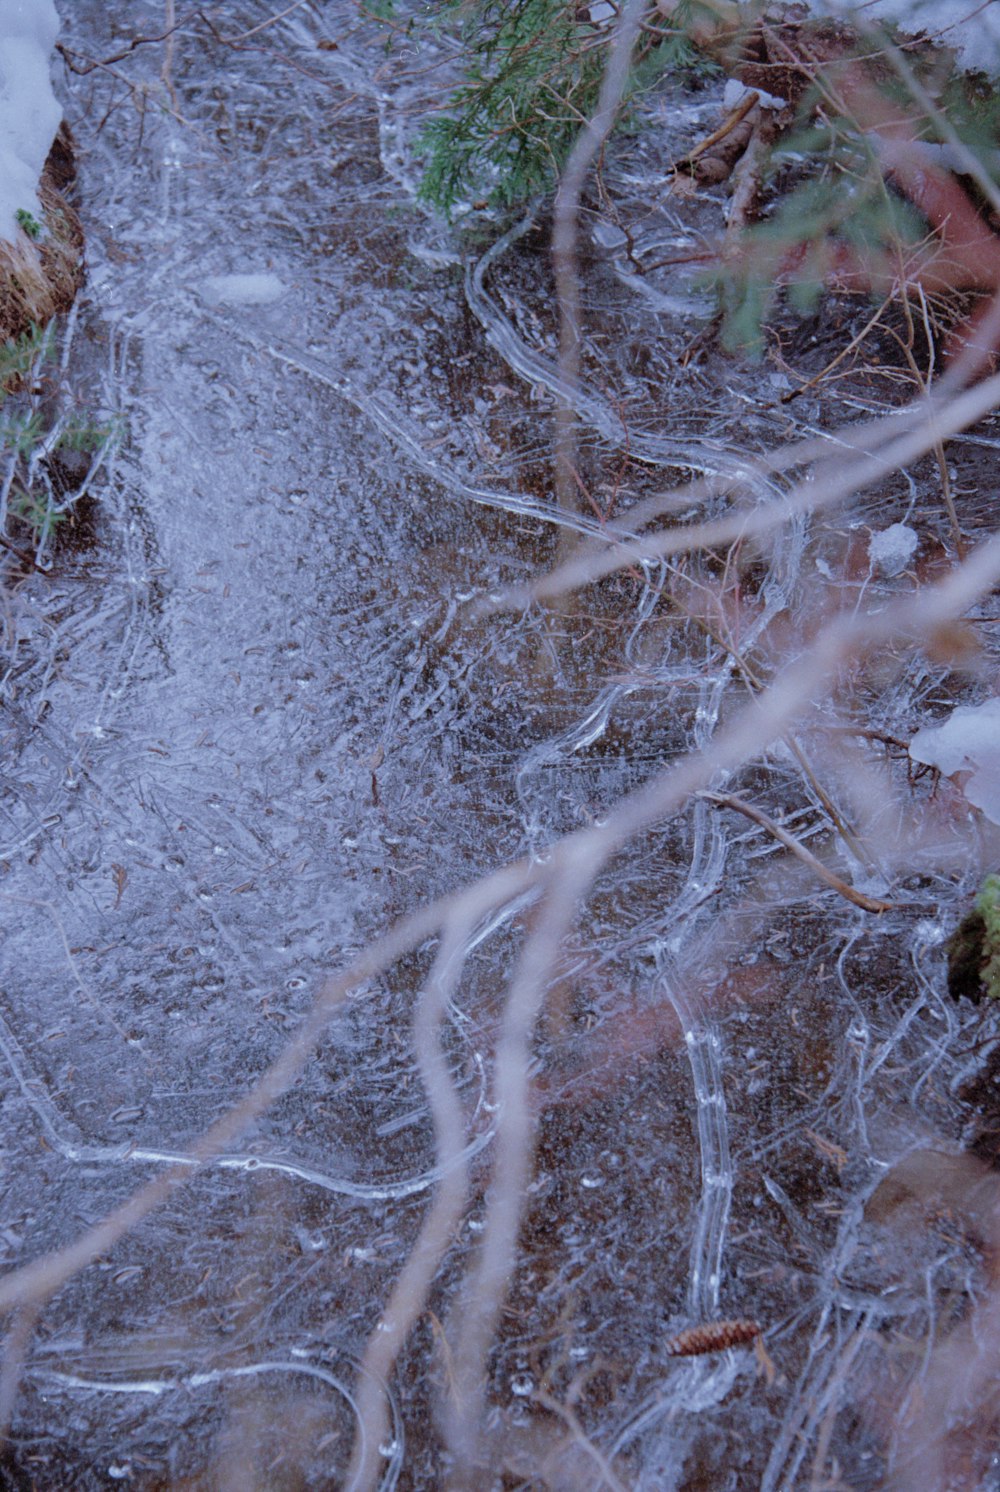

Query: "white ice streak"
left=200, top=272, right=289, bottom=306
left=909, top=697, right=1000, bottom=825
left=0, top=0, right=61, bottom=242
left=723, top=77, right=787, bottom=112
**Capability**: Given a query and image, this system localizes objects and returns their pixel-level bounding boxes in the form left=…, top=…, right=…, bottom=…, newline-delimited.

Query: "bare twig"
left=484, top=367, right=1000, bottom=613
left=346, top=922, right=474, bottom=1491
left=0, top=516, right=995, bottom=1486
left=533, top=1386, right=631, bottom=1492
left=698, top=791, right=895, bottom=913
left=443, top=864, right=590, bottom=1480
left=55, top=26, right=182, bottom=76
left=671, top=88, right=760, bottom=172
left=551, top=0, right=645, bottom=527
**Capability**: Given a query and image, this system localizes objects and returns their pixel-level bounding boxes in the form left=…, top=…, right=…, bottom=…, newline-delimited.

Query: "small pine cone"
left=664, top=1318, right=762, bottom=1357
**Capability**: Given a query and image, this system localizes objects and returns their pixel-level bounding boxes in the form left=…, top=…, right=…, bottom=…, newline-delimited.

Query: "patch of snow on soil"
left=909, top=698, right=1000, bottom=825
left=0, top=0, right=61, bottom=242
left=819, top=0, right=1000, bottom=72
left=869, top=522, right=918, bottom=576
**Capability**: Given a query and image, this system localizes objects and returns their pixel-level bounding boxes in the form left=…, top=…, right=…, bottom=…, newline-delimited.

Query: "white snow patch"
left=0, top=0, right=62, bottom=243
left=200, top=273, right=288, bottom=306
left=723, top=77, right=787, bottom=112
left=868, top=522, right=918, bottom=576
left=816, top=0, right=1000, bottom=73
left=909, top=698, right=1000, bottom=825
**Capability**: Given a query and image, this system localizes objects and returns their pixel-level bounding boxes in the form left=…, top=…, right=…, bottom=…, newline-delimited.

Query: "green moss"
left=15, top=208, right=42, bottom=241
left=1, top=324, right=123, bottom=554
left=947, top=874, right=1000, bottom=1002
left=975, top=874, right=1000, bottom=1000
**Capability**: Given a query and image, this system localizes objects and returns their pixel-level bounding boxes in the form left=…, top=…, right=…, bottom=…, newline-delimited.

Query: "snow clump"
left=0, top=0, right=62, bottom=243
left=909, top=699, right=1000, bottom=826
left=868, top=523, right=918, bottom=577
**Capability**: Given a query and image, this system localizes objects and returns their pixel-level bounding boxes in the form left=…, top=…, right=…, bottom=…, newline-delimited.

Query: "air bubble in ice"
left=580, top=1172, right=603, bottom=1189
left=379, top=1439, right=400, bottom=1457
left=201, top=272, right=288, bottom=307
left=510, top=1372, right=534, bottom=1397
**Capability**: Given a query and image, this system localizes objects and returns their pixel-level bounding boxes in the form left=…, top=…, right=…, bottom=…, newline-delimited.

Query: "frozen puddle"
left=1, top=1, right=999, bottom=1487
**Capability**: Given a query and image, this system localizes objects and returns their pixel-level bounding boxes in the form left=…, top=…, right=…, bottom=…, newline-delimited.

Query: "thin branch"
left=698, top=791, right=896, bottom=913
left=483, top=367, right=1000, bottom=613
left=346, top=920, right=474, bottom=1492
left=551, top=0, right=645, bottom=525
left=533, top=1387, right=631, bottom=1492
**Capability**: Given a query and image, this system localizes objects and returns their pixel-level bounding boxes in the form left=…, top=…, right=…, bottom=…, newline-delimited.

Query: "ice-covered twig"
left=346, top=920, right=473, bottom=1491
left=485, top=367, right=1000, bottom=612
left=698, top=791, right=896, bottom=912
left=552, top=0, right=645, bottom=521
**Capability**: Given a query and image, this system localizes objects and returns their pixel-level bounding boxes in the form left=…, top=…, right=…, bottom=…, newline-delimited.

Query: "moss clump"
left=975, top=875, right=1000, bottom=1000
left=947, top=874, right=1000, bottom=1002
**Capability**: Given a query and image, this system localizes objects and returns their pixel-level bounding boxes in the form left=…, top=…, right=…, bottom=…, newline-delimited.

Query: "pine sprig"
left=417, top=0, right=608, bottom=213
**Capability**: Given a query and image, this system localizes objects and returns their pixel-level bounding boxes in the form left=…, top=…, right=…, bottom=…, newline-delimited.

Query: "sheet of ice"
left=868, top=522, right=918, bottom=576
left=0, top=0, right=61, bottom=242
left=199, top=272, right=289, bottom=306
left=909, top=698, right=1000, bottom=825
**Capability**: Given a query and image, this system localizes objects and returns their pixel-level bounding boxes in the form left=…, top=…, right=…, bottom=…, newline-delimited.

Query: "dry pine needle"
left=665, top=1318, right=762, bottom=1356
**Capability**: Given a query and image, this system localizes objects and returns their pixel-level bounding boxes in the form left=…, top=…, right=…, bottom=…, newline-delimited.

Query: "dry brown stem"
left=0, top=127, right=83, bottom=345
left=699, top=790, right=896, bottom=912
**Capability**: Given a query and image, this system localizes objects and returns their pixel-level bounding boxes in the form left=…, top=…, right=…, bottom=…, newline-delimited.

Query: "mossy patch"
left=947, top=874, right=1000, bottom=1002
